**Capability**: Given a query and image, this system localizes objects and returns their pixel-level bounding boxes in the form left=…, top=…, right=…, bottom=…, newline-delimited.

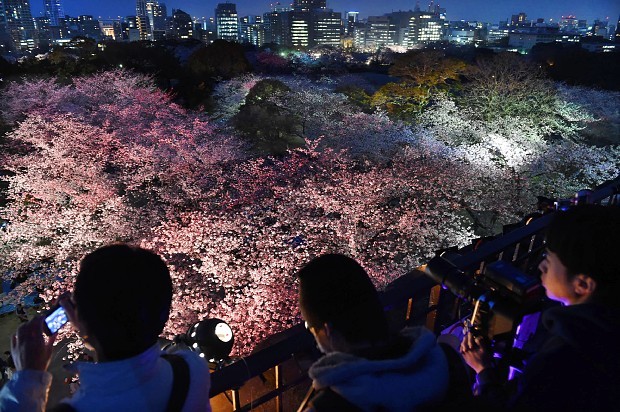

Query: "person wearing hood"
left=297, top=254, right=449, bottom=411
left=461, top=204, right=620, bottom=411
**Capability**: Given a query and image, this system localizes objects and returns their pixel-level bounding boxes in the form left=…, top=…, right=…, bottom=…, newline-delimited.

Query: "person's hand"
left=460, top=332, right=494, bottom=374
left=11, top=316, right=56, bottom=371
left=58, top=292, right=78, bottom=328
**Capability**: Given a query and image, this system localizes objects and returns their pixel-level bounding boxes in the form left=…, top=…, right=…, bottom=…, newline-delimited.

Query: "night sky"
left=30, top=0, right=620, bottom=24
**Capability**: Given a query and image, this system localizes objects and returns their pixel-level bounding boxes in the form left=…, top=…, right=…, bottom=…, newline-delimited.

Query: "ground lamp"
left=187, top=318, right=234, bottom=363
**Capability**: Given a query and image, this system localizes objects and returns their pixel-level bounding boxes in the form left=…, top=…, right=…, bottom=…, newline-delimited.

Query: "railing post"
left=405, top=297, right=413, bottom=322
left=275, top=364, right=283, bottom=412
left=426, top=284, right=441, bottom=332
left=231, top=389, right=241, bottom=411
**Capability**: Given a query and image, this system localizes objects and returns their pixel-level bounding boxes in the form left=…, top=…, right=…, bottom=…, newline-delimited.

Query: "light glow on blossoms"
left=1, top=70, right=617, bottom=355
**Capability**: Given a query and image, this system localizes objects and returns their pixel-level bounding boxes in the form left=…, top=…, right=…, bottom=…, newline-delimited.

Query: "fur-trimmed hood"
left=308, top=327, right=449, bottom=411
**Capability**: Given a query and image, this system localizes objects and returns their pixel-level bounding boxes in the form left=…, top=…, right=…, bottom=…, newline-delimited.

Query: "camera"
left=44, top=303, right=69, bottom=335
left=425, top=253, right=545, bottom=335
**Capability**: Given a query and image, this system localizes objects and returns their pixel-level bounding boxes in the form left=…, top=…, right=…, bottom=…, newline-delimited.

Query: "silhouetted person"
left=461, top=205, right=620, bottom=411
left=0, top=244, right=211, bottom=411
left=297, top=254, right=449, bottom=411
left=15, top=304, right=28, bottom=323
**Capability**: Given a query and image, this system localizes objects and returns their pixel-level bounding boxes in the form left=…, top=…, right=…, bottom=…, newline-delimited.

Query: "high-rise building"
left=99, top=19, right=120, bottom=40
left=215, top=3, right=238, bottom=42
left=264, top=0, right=342, bottom=48
left=510, top=12, right=528, bottom=27
left=559, top=15, right=578, bottom=32
left=293, top=0, right=326, bottom=12
left=362, top=16, right=396, bottom=48
left=345, top=11, right=358, bottom=37
left=150, top=2, right=167, bottom=31
left=136, top=1, right=166, bottom=39
left=0, top=1, right=12, bottom=51
left=486, top=24, right=510, bottom=44
left=239, top=15, right=264, bottom=46
left=263, top=6, right=290, bottom=45
left=168, top=8, right=193, bottom=40
left=78, top=15, right=102, bottom=40
left=591, top=19, right=609, bottom=38
left=312, top=10, right=340, bottom=46
left=388, top=11, right=417, bottom=46
left=136, top=0, right=147, bottom=17
left=615, top=15, right=620, bottom=42
left=126, top=15, right=149, bottom=40
left=44, top=0, right=64, bottom=26
left=407, top=6, right=444, bottom=47
left=4, top=0, right=36, bottom=50
left=290, top=11, right=309, bottom=47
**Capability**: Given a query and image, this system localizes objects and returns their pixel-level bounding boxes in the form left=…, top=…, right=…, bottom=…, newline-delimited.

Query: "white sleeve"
left=0, top=369, right=53, bottom=412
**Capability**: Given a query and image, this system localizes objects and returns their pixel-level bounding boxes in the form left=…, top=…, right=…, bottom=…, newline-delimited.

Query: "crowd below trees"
left=0, top=40, right=618, bottom=355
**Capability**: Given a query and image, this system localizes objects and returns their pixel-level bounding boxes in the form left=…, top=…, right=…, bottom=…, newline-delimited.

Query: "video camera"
left=425, top=249, right=546, bottom=354
left=425, top=253, right=543, bottom=323
left=425, top=251, right=547, bottom=377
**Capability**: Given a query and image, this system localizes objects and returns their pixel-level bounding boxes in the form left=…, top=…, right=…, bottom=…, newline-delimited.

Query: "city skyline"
left=29, top=0, right=620, bottom=25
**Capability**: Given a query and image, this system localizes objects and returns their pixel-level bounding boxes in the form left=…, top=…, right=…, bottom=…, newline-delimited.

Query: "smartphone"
left=44, top=303, right=69, bottom=335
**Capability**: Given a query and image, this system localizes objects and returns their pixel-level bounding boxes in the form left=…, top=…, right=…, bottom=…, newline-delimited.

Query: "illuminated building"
left=4, top=0, right=36, bottom=50
left=44, top=0, right=64, bottom=26
left=216, top=3, right=239, bottom=42
left=312, top=10, right=341, bottom=47
left=407, top=3, right=444, bottom=47
left=168, top=9, right=193, bottom=40
left=239, top=15, right=264, bottom=46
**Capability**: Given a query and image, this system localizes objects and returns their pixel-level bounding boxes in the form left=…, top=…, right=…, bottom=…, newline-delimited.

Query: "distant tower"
left=136, top=0, right=166, bottom=39
left=346, top=11, right=359, bottom=36
left=136, top=0, right=147, bottom=17
left=293, top=0, right=326, bottom=12
left=44, top=0, right=64, bottom=26
left=215, top=3, right=239, bottom=42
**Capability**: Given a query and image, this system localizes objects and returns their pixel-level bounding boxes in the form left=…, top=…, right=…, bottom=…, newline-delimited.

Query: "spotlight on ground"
left=187, top=318, right=234, bottom=362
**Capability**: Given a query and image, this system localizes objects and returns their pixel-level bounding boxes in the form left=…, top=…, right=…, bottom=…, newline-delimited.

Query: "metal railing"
left=208, top=175, right=620, bottom=411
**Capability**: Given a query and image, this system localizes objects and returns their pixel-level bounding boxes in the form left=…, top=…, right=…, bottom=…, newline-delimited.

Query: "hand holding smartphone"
left=43, top=292, right=74, bottom=335
left=44, top=303, right=69, bottom=335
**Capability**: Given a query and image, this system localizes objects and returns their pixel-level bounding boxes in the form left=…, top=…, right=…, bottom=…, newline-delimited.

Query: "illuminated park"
left=1, top=49, right=618, bottom=356
left=0, top=0, right=618, bottom=408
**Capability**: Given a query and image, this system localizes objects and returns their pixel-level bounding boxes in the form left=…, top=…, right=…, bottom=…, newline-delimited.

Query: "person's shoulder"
left=162, top=349, right=211, bottom=411
left=164, top=349, right=209, bottom=373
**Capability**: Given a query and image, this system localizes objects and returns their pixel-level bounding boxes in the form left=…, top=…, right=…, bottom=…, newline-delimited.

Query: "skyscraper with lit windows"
left=216, top=3, right=239, bottom=42
left=136, top=0, right=147, bottom=17
left=135, top=1, right=167, bottom=40
left=406, top=2, right=444, bottom=47
left=4, top=0, right=36, bottom=49
left=44, top=0, right=64, bottom=26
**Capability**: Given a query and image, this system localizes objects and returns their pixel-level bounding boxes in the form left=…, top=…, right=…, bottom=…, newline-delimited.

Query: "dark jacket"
left=478, top=303, right=620, bottom=411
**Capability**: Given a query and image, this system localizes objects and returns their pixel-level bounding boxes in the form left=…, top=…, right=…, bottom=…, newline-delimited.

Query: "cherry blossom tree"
left=1, top=70, right=243, bottom=281
left=140, top=138, right=531, bottom=354
left=2, top=70, right=616, bottom=358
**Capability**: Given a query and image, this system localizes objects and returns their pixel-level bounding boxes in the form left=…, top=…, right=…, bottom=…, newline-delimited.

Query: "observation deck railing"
left=208, top=175, right=620, bottom=411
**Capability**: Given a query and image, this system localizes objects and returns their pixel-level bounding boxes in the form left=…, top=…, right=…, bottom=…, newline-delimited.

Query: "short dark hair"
left=546, top=205, right=620, bottom=306
left=74, top=244, right=172, bottom=359
left=297, top=254, right=388, bottom=344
